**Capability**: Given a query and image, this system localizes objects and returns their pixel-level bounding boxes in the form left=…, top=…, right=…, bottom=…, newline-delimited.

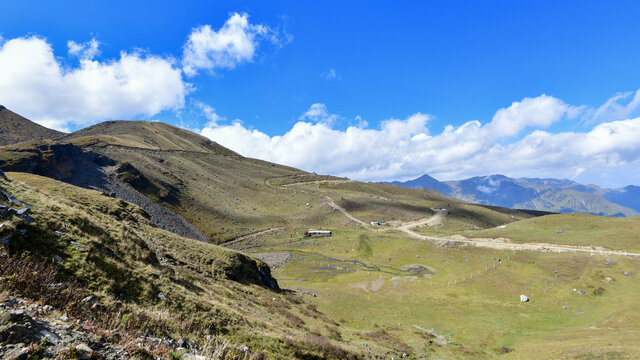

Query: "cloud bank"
left=0, top=36, right=188, bottom=132
left=0, top=13, right=281, bottom=131
left=200, top=96, right=640, bottom=183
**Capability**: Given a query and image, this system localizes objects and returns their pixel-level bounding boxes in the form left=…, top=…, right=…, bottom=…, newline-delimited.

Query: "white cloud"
left=485, top=94, right=569, bottom=137
left=67, top=39, right=100, bottom=59
left=298, top=103, right=340, bottom=125
left=182, top=13, right=275, bottom=76
left=200, top=95, right=640, bottom=185
left=320, top=68, right=341, bottom=81
left=585, top=89, right=640, bottom=124
left=0, top=36, right=189, bottom=131
left=196, top=101, right=225, bottom=126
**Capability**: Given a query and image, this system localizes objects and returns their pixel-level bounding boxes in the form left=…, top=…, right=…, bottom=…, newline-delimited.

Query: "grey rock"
left=38, top=329, right=61, bottom=344
left=91, top=302, right=103, bottom=310
left=606, top=259, right=616, bottom=265
left=60, top=312, right=69, bottom=322
left=53, top=255, right=63, bottom=262
left=9, top=346, right=30, bottom=360
left=577, top=290, right=585, bottom=295
left=238, top=345, right=250, bottom=352
left=177, top=338, right=189, bottom=348
left=157, top=292, right=167, bottom=301
left=623, top=272, right=632, bottom=276
left=75, top=343, right=93, bottom=354
left=4, top=298, right=17, bottom=308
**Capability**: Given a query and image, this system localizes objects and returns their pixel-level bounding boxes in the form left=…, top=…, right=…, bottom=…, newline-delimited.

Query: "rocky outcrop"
left=0, top=144, right=206, bottom=241
left=0, top=297, right=217, bottom=359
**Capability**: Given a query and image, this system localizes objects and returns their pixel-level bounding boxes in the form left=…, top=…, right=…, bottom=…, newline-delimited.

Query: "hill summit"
left=0, top=106, right=63, bottom=146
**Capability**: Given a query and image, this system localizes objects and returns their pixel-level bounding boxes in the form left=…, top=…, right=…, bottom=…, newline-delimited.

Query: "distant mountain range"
left=389, top=174, right=640, bottom=217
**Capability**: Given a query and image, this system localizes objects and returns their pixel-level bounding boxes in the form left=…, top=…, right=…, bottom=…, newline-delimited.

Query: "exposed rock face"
left=0, top=143, right=206, bottom=242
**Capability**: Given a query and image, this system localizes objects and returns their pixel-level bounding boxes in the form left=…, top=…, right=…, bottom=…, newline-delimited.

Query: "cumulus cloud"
left=0, top=36, right=189, bottom=131
left=67, top=39, right=100, bottom=59
left=182, top=12, right=278, bottom=76
left=299, top=103, right=340, bottom=125
left=200, top=96, right=640, bottom=184
left=485, top=94, right=570, bottom=137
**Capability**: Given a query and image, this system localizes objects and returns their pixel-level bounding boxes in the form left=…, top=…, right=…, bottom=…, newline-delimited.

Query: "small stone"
left=576, top=312, right=585, bottom=315
left=38, top=329, right=61, bottom=344
left=157, top=292, right=167, bottom=301
left=81, top=296, right=93, bottom=303
left=238, top=345, right=250, bottom=352
left=562, top=306, right=567, bottom=310
left=60, top=312, right=69, bottom=321
left=623, top=272, right=632, bottom=276
left=91, top=302, right=103, bottom=310
left=606, top=259, right=616, bottom=265
left=577, top=290, right=585, bottom=295
left=520, top=295, right=529, bottom=302
left=53, top=255, right=63, bottom=262
left=75, top=343, right=93, bottom=354
left=177, top=338, right=188, bottom=348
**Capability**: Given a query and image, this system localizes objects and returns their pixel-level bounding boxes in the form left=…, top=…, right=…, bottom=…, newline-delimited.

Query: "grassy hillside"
left=0, top=106, right=63, bottom=146
left=242, top=181, right=640, bottom=358
left=0, top=172, right=381, bottom=358
left=60, top=121, right=358, bottom=243
left=463, top=213, right=640, bottom=253
left=3, top=116, right=640, bottom=358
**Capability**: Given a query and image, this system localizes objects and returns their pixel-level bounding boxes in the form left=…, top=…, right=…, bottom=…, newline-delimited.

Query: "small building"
left=304, top=230, right=332, bottom=238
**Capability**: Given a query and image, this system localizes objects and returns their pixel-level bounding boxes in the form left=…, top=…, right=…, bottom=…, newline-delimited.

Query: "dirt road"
left=265, top=176, right=640, bottom=257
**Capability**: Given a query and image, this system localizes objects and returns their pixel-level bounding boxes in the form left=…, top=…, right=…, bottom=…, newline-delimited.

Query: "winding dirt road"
left=265, top=176, right=640, bottom=257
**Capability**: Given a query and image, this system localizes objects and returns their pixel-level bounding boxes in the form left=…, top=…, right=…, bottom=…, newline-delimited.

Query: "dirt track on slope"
left=265, top=177, right=640, bottom=257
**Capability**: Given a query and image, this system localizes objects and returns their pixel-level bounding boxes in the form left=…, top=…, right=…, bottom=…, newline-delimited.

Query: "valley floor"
left=226, top=179, right=640, bottom=359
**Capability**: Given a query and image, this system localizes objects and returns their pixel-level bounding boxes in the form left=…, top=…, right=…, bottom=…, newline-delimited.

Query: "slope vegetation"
left=0, top=106, right=63, bottom=146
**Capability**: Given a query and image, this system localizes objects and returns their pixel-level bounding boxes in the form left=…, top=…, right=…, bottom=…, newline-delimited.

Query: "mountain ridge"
left=389, top=173, right=640, bottom=217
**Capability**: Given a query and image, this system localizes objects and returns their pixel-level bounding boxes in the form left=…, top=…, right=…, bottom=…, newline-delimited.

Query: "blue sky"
left=1, top=1, right=640, bottom=187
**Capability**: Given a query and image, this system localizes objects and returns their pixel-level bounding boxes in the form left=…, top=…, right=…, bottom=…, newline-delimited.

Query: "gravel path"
left=267, top=176, right=640, bottom=257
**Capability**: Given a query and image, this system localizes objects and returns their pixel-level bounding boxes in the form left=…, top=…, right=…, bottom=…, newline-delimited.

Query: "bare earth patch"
left=252, top=251, right=293, bottom=269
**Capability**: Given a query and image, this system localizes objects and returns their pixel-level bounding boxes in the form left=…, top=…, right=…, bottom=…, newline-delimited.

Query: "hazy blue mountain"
left=604, top=185, right=640, bottom=213
left=388, top=174, right=452, bottom=195
left=389, top=174, right=639, bottom=217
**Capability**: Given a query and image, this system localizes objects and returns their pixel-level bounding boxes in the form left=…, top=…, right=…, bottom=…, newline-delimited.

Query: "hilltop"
left=0, top=106, right=63, bottom=146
